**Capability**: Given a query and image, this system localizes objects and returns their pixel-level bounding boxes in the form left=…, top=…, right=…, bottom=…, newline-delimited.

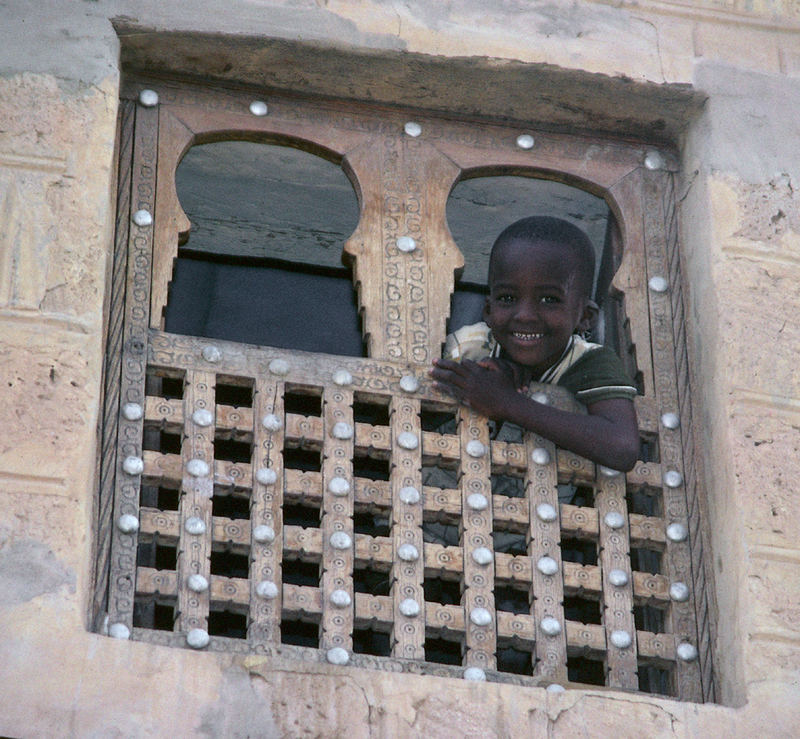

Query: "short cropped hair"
left=489, top=216, right=596, bottom=298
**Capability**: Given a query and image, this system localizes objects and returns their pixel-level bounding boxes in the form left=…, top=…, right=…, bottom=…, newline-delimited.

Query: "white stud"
left=546, top=683, right=566, bottom=694
left=202, top=345, right=222, bottom=363
left=465, top=440, right=486, bottom=458
left=644, top=150, right=665, bottom=170
left=256, top=580, right=279, bottom=600
left=326, top=646, right=350, bottom=665
left=464, top=667, right=486, bottom=682
left=610, top=630, right=633, bottom=649
left=191, top=408, right=214, bottom=427
left=109, top=622, right=130, bottom=640
left=138, top=89, right=159, bottom=107
left=186, top=628, right=210, bottom=649
left=122, top=402, right=143, bottom=421
left=330, top=531, right=352, bottom=550
left=666, top=522, right=688, bottom=542
left=466, top=493, right=489, bottom=511
left=333, top=369, right=353, bottom=386
left=531, top=392, right=549, bottom=405
left=604, top=511, right=625, bottom=529
left=648, top=276, right=669, bottom=293
left=399, top=374, right=419, bottom=393
left=531, top=447, right=551, bottom=465
left=185, top=517, right=207, bottom=536
left=122, top=456, right=144, bottom=475
left=470, top=607, right=492, bottom=626
left=599, top=465, right=622, bottom=477
left=328, top=477, right=350, bottom=496
left=608, top=569, right=629, bottom=587
left=472, top=547, right=493, bottom=565
left=397, top=543, right=419, bottom=562
left=252, top=524, right=275, bottom=543
left=676, top=642, right=698, bottom=662
left=186, top=459, right=210, bottom=477
left=540, top=616, right=562, bottom=636
left=399, top=598, right=420, bottom=617
left=132, top=209, right=153, bottom=227
left=332, top=422, right=354, bottom=440
left=664, top=470, right=683, bottom=488
left=404, top=121, right=422, bottom=137
left=661, top=412, right=680, bottom=429
left=516, top=133, right=535, bottom=149
left=399, top=486, right=420, bottom=504
left=330, top=590, right=352, bottom=608
left=397, top=431, right=419, bottom=450
left=256, top=467, right=277, bottom=485
left=249, top=100, right=268, bottom=116
left=396, top=236, right=417, bottom=253
left=117, top=514, right=139, bottom=534
left=669, top=582, right=690, bottom=602
left=536, top=503, right=558, bottom=523
left=268, top=358, right=289, bottom=376
left=187, top=574, right=209, bottom=593
left=537, top=556, right=559, bottom=576
left=262, top=414, right=283, bottom=431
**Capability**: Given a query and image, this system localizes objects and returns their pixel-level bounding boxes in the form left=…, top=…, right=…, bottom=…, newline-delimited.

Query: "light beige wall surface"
left=1, top=1, right=799, bottom=736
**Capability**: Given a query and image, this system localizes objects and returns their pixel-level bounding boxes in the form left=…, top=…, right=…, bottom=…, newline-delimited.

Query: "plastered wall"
left=1, top=1, right=799, bottom=736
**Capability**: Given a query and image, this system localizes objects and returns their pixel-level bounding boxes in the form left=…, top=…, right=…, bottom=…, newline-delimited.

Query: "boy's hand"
left=430, top=358, right=522, bottom=419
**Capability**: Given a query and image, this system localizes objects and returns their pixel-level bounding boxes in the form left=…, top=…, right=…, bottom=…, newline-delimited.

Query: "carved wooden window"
left=96, top=78, right=714, bottom=702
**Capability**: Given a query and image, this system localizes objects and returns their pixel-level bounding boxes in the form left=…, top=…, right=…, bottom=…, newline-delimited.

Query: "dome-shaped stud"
left=268, top=358, right=289, bottom=376
left=397, top=431, right=419, bottom=450
left=396, top=235, right=417, bottom=253
left=333, top=369, right=353, bottom=386
left=399, top=598, right=420, bottom=617
left=531, top=447, right=550, bottom=465
left=249, top=100, right=268, bottom=116
left=399, top=374, right=419, bottom=393
left=122, top=456, right=144, bottom=475
left=186, top=459, right=210, bottom=477
left=397, top=543, right=419, bottom=562
left=464, top=667, right=486, bottom=682
left=608, top=569, right=629, bottom=587
left=546, top=683, right=566, bottom=694
left=121, top=402, right=143, bottom=421
left=537, top=556, right=559, bottom=576
left=666, top=522, right=688, bottom=542
left=604, top=511, right=625, bottom=529
left=470, top=607, right=492, bottom=626
left=326, top=646, right=350, bottom=665
left=192, top=408, right=214, bottom=427
left=186, top=628, right=210, bottom=649
left=132, top=209, right=153, bottom=227
left=328, top=477, right=350, bottom=496
left=465, top=440, right=486, bottom=458
left=404, top=121, right=422, bottom=137
left=661, top=412, right=680, bottom=429
left=262, top=414, right=283, bottom=432
left=472, top=547, right=493, bottom=565
left=138, top=89, right=159, bottom=107
left=256, top=467, right=277, bottom=485
left=256, top=580, right=279, bottom=600
left=536, top=503, right=558, bottom=523
left=531, top=392, right=549, bottom=405
left=648, top=276, right=669, bottom=293
left=644, top=150, right=665, bottom=170
left=117, top=513, right=139, bottom=534
left=399, top=486, right=420, bottom=504
left=330, top=589, right=352, bottom=608
left=252, top=524, right=275, bottom=544
left=516, top=134, right=535, bottom=149
left=599, top=465, right=621, bottom=477
left=187, top=574, right=209, bottom=593
left=108, top=622, right=130, bottom=640
left=467, top=493, right=489, bottom=511
left=669, top=582, right=690, bottom=602
left=332, top=422, right=354, bottom=440
left=540, top=616, right=562, bottom=636
left=664, top=470, right=683, bottom=488
left=330, top=531, right=352, bottom=550
left=676, top=642, right=698, bottom=662
left=185, top=517, right=207, bottom=536
left=610, top=630, right=633, bottom=649
left=201, top=345, right=222, bottom=363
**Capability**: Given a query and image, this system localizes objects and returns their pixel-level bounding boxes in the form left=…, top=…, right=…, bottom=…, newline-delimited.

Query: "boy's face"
left=483, top=238, right=594, bottom=376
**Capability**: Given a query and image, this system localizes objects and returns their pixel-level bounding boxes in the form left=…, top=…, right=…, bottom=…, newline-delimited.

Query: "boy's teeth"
left=513, top=332, right=543, bottom=339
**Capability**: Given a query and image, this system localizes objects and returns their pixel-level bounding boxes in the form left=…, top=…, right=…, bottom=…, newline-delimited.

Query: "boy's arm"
left=430, top=357, right=639, bottom=471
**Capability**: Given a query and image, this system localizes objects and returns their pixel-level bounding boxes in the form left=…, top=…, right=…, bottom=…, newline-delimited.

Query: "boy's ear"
left=482, top=296, right=491, bottom=323
left=577, top=299, right=599, bottom=334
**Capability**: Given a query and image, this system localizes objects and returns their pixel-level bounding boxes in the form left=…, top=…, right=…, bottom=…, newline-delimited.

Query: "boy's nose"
left=514, top=299, right=540, bottom=321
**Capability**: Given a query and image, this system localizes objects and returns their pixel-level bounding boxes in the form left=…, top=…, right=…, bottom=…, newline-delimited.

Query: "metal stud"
left=201, top=345, right=222, bottom=363
left=192, top=408, right=214, bottom=427
left=252, top=524, right=275, bottom=543
left=399, top=486, right=420, bottom=504
left=466, top=493, right=488, bottom=511
left=397, top=543, right=419, bottom=562
left=599, top=465, right=621, bottom=477
left=540, top=616, right=562, bottom=636
left=332, top=422, right=354, bottom=440
left=666, top=522, right=688, bottom=542
left=186, top=459, right=210, bottom=477
left=536, top=503, right=558, bottom=522
left=648, top=276, right=669, bottom=293
left=186, top=628, right=210, bottom=649
left=644, top=150, right=665, bottom=170
left=121, top=402, right=143, bottom=421
left=396, top=236, right=417, bottom=253
left=330, top=531, right=352, bottom=550
left=256, top=467, right=277, bottom=485
left=330, top=589, right=352, bottom=608
left=122, top=456, right=144, bottom=475
left=531, top=447, right=550, bottom=465
left=661, top=412, right=680, bottom=429
left=132, top=209, right=153, bottom=227
left=472, top=547, right=493, bottom=565
left=610, top=630, right=633, bottom=649
left=333, top=369, right=353, bottom=386
left=403, top=121, right=422, bottom=137
left=256, top=580, right=279, bottom=600
left=185, top=517, right=207, bottom=536
left=669, top=582, right=690, bottom=602
left=138, top=89, right=159, bottom=107
left=465, top=440, right=486, bottom=458
left=108, top=623, right=130, bottom=640
left=399, top=598, right=420, bottom=617
left=326, top=646, right=350, bottom=665
left=608, top=569, right=629, bottom=587
left=464, top=667, right=486, bottom=682
left=117, top=514, right=139, bottom=534
left=249, top=100, right=268, bottom=116
left=470, top=607, right=492, bottom=626
left=397, top=432, right=419, bottom=450
left=262, top=414, right=283, bottom=432
left=604, top=511, right=625, bottom=529
left=531, top=392, right=549, bottom=405
left=676, top=642, right=698, bottom=662
left=664, top=470, right=683, bottom=488
left=537, top=556, right=559, bottom=576
left=268, top=358, right=289, bottom=376
left=187, top=574, right=209, bottom=593
left=516, top=134, right=535, bottom=149
left=399, top=374, right=419, bottom=393
left=546, top=683, right=566, bottom=694
left=328, top=477, right=351, bottom=496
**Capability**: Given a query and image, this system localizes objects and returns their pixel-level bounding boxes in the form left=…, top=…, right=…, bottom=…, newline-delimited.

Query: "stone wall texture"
left=1, top=1, right=799, bottom=736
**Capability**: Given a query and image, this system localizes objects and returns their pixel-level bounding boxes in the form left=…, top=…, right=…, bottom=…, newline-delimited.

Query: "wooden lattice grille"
left=96, top=79, right=714, bottom=701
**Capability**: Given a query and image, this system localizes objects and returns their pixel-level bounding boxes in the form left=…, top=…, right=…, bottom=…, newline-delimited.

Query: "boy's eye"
left=540, top=295, right=560, bottom=304
left=496, top=294, right=515, bottom=304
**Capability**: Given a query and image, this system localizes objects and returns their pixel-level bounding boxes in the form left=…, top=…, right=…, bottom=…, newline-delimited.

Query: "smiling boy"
left=431, top=216, right=640, bottom=472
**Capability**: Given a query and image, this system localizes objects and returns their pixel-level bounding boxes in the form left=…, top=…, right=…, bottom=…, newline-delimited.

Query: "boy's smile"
left=483, top=238, right=593, bottom=378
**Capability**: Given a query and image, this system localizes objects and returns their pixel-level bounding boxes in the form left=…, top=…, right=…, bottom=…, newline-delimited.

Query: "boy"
left=430, top=216, right=639, bottom=472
